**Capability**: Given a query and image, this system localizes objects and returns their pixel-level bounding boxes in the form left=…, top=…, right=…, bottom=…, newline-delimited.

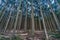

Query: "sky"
left=0, top=0, right=1, bottom=4
left=51, top=0, right=54, bottom=4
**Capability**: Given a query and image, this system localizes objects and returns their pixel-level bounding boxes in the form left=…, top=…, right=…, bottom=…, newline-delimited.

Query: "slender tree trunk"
left=40, top=6, right=49, bottom=40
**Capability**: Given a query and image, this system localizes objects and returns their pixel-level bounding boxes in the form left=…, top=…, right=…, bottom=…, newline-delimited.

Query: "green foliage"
left=0, top=37, right=10, bottom=40
left=0, top=13, right=1, bottom=17
left=57, top=0, right=60, bottom=4
left=51, top=33, right=60, bottom=38
left=11, top=36, right=23, bottom=40
left=49, top=32, right=60, bottom=38
left=55, top=10, right=60, bottom=15
left=0, top=36, right=23, bottom=40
